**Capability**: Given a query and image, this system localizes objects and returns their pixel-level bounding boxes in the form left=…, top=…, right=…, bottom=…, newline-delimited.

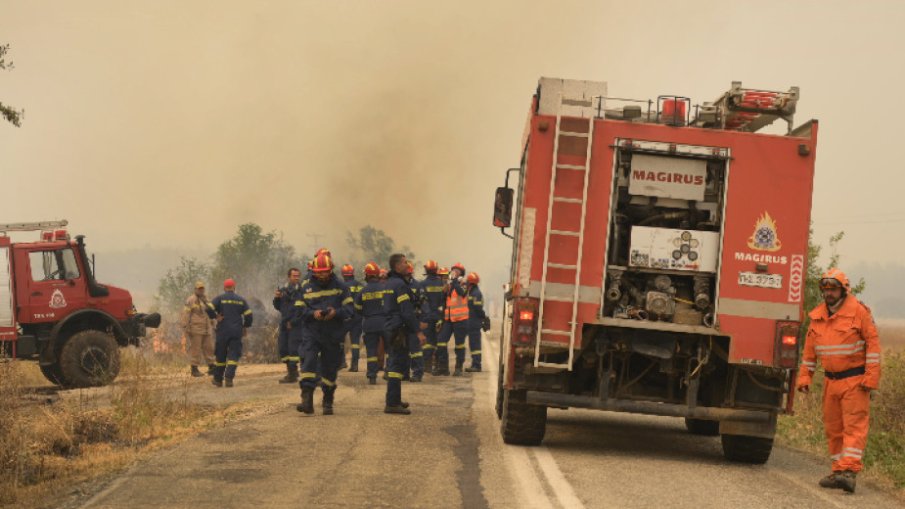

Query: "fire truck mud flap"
left=524, top=391, right=771, bottom=423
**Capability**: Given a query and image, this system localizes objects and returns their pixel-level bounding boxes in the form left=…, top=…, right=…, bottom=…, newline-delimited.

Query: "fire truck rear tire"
left=495, top=374, right=504, bottom=420
left=59, top=330, right=121, bottom=388
left=720, top=434, right=774, bottom=464
left=685, top=418, right=720, bottom=436
left=501, top=389, right=546, bottom=445
left=39, top=362, right=66, bottom=386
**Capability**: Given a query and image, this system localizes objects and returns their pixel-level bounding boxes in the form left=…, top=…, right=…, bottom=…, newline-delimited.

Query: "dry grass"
left=0, top=348, right=273, bottom=509
left=778, top=350, right=905, bottom=495
left=878, top=320, right=905, bottom=352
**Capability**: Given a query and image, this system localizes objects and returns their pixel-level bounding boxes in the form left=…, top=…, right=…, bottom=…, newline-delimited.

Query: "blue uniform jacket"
left=343, top=277, right=364, bottom=319
left=290, top=276, right=353, bottom=331
left=273, top=282, right=303, bottom=326
left=466, top=286, right=486, bottom=329
left=207, top=291, right=253, bottom=337
left=384, top=272, right=420, bottom=334
left=419, top=274, right=444, bottom=323
left=355, top=279, right=389, bottom=334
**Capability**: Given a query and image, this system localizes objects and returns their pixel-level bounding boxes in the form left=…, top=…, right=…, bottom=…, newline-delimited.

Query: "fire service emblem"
left=747, top=212, right=782, bottom=252
left=49, top=289, right=68, bottom=309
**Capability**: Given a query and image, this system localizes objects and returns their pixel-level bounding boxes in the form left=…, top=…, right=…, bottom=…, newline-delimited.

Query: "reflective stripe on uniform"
left=397, top=294, right=410, bottom=303
left=367, top=356, right=379, bottom=362
left=300, top=372, right=318, bottom=379
left=287, top=356, right=300, bottom=362
left=321, top=379, right=336, bottom=387
left=454, top=344, right=466, bottom=349
left=226, top=360, right=239, bottom=365
left=304, top=289, right=343, bottom=299
left=387, top=371, right=404, bottom=379
left=410, top=352, right=423, bottom=359
left=350, top=344, right=360, bottom=349
left=243, top=309, right=253, bottom=315
left=215, top=362, right=227, bottom=367
left=422, top=344, right=435, bottom=350
left=342, top=297, right=353, bottom=305
left=815, top=341, right=865, bottom=351
left=437, top=342, right=447, bottom=347
left=295, top=300, right=307, bottom=307
left=471, top=350, right=482, bottom=355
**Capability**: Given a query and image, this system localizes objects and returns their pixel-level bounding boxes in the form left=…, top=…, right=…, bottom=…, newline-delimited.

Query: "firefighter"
left=403, top=261, right=424, bottom=382
left=341, top=264, right=364, bottom=372
left=796, top=268, right=881, bottom=494
left=181, top=281, right=215, bottom=377
left=293, top=253, right=353, bottom=416
left=419, top=260, right=444, bottom=376
left=384, top=253, right=425, bottom=414
left=436, top=263, right=469, bottom=376
left=464, top=272, right=487, bottom=373
left=355, top=262, right=387, bottom=385
left=206, top=279, right=253, bottom=388
left=273, top=268, right=304, bottom=383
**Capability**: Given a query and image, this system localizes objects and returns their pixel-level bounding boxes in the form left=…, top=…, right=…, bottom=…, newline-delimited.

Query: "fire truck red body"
left=494, top=78, right=817, bottom=463
left=0, top=221, right=160, bottom=387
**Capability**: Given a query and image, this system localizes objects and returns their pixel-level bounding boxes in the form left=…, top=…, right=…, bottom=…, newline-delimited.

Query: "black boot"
left=297, top=386, right=315, bottom=414
left=453, top=361, right=464, bottom=377
left=818, top=473, right=842, bottom=489
left=323, top=390, right=334, bottom=416
left=837, top=471, right=856, bottom=493
left=212, top=378, right=223, bottom=388
left=435, top=362, right=450, bottom=376
left=368, top=376, right=377, bottom=385
left=191, top=365, right=204, bottom=377
left=465, top=366, right=482, bottom=373
left=384, top=404, right=411, bottom=415
left=225, top=378, right=234, bottom=388
left=279, top=364, right=299, bottom=384
left=348, top=363, right=358, bottom=372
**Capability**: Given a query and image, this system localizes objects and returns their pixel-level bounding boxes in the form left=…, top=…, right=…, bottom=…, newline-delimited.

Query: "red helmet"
left=315, top=247, right=331, bottom=258
left=452, top=262, right=466, bottom=275
left=423, top=260, right=439, bottom=273
left=341, top=264, right=354, bottom=277
left=405, top=261, right=414, bottom=275
left=438, top=266, right=450, bottom=277
left=364, top=262, right=381, bottom=278
left=311, top=253, right=334, bottom=273
left=466, top=272, right=480, bottom=285
left=223, top=278, right=236, bottom=289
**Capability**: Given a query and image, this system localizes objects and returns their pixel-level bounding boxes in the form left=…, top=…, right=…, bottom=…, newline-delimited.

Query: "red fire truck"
left=0, top=221, right=160, bottom=387
left=493, top=78, right=816, bottom=463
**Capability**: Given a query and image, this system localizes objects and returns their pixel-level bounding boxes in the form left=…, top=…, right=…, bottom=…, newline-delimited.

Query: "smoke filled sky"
left=2, top=1, right=905, bottom=297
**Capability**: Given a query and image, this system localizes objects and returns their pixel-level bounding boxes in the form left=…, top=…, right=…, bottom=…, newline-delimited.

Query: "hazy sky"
left=3, top=1, right=905, bottom=297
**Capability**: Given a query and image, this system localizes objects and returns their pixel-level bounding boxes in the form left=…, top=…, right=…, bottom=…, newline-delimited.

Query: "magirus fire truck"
left=0, top=221, right=160, bottom=387
left=493, top=78, right=816, bottom=463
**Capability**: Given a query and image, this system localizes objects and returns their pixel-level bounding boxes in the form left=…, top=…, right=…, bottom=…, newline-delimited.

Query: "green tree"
left=155, top=257, right=211, bottom=314
left=0, top=44, right=23, bottom=127
left=345, top=225, right=416, bottom=269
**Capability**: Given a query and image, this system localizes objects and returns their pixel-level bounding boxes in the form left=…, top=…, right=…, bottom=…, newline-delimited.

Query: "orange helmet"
left=364, top=262, right=381, bottom=278
left=466, top=272, right=480, bottom=285
left=405, top=261, right=414, bottom=275
left=423, top=260, right=439, bottom=273
left=452, top=262, right=465, bottom=273
left=438, top=266, right=450, bottom=277
left=311, top=253, right=334, bottom=273
left=820, top=268, right=850, bottom=292
left=341, top=264, right=354, bottom=277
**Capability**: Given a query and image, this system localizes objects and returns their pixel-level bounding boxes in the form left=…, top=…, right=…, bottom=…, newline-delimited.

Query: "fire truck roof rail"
left=0, top=220, right=69, bottom=234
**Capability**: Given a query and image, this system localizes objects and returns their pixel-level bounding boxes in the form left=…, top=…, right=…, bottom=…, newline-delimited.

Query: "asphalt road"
left=68, top=339, right=903, bottom=509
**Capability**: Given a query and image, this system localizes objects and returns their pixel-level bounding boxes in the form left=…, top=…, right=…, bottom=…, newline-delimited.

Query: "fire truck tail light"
left=512, top=297, right=539, bottom=346
left=519, top=310, right=535, bottom=321
left=775, top=321, right=801, bottom=369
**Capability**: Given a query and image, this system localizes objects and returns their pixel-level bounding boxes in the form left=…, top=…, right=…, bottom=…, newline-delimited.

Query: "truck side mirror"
left=493, top=187, right=514, bottom=228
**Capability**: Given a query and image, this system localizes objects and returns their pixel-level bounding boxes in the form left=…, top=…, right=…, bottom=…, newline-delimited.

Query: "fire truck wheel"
left=59, top=330, right=121, bottom=388
left=684, top=418, right=720, bottom=436
left=720, top=434, right=774, bottom=464
left=39, top=363, right=66, bottom=386
left=495, top=373, right=504, bottom=420
left=501, top=389, right=546, bottom=445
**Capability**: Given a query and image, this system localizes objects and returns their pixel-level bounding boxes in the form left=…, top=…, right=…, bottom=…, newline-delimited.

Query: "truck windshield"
left=29, top=248, right=81, bottom=281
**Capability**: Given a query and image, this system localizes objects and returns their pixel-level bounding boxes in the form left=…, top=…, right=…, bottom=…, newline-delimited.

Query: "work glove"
left=481, top=317, right=491, bottom=332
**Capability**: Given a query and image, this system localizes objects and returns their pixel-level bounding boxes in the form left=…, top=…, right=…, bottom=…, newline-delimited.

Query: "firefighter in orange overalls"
left=796, top=268, right=881, bottom=493
left=436, top=263, right=470, bottom=376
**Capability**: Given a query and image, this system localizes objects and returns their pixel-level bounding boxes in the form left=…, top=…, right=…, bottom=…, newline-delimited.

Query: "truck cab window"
left=29, top=249, right=80, bottom=281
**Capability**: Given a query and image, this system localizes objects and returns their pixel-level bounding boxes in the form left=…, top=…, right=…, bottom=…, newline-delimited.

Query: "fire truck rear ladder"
left=0, top=220, right=69, bottom=234
left=534, top=94, right=597, bottom=371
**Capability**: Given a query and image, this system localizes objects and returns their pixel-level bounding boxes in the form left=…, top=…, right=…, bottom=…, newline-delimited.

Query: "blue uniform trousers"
left=420, top=321, right=438, bottom=367
left=299, top=326, right=342, bottom=395
left=384, top=331, right=409, bottom=406
left=363, top=331, right=383, bottom=379
left=467, top=326, right=482, bottom=370
left=344, top=319, right=363, bottom=366
left=278, top=324, right=300, bottom=368
left=214, top=335, right=243, bottom=381
left=402, top=331, right=424, bottom=378
left=437, top=320, right=468, bottom=367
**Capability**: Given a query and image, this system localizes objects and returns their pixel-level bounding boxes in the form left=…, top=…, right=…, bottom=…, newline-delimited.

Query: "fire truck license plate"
left=738, top=272, right=782, bottom=289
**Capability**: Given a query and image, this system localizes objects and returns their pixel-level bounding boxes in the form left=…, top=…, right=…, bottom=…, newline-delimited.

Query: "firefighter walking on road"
left=796, top=268, right=881, bottom=494
left=383, top=254, right=425, bottom=414
left=273, top=268, right=304, bottom=383
left=464, top=272, right=487, bottom=373
left=354, top=262, right=387, bottom=385
left=182, top=281, right=216, bottom=377
left=436, top=263, right=469, bottom=376
left=206, top=279, right=253, bottom=387
left=341, top=264, right=364, bottom=372
left=419, top=261, right=444, bottom=375
left=294, top=253, right=353, bottom=416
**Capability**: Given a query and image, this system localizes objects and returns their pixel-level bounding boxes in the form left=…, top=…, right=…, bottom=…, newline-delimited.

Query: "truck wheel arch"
left=42, top=310, right=129, bottom=363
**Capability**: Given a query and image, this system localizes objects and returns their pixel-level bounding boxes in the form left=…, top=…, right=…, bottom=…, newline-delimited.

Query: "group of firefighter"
left=182, top=258, right=883, bottom=494
left=181, top=248, right=489, bottom=416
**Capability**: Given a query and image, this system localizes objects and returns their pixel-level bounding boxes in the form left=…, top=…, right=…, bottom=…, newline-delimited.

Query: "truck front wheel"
left=501, top=389, right=547, bottom=445
left=721, top=434, right=774, bottom=464
left=39, top=362, right=66, bottom=386
left=59, top=330, right=121, bottom=388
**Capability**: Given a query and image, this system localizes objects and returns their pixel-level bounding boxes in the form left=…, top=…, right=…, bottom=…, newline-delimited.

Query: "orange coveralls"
left=796, top=295, right=881, bottom=473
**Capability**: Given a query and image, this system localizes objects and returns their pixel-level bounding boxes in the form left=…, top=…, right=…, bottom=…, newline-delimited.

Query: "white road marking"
left=484, top=337, right=586, bottom=509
